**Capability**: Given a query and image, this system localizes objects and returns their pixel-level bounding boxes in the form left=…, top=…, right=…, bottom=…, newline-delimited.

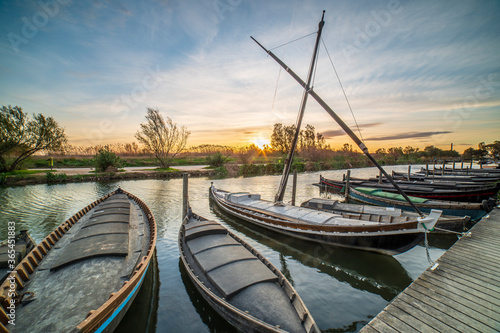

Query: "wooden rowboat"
left=319, top=175, right=500, bottom=202
left=0, top=188, right=157, bottom=333
left=179, top=206, right=319, bottom=332
left=300, top=198, right=471, bottom=233
left=210, top=185, right=441, bottom=255
left=345, top=187, right=494, bottom=221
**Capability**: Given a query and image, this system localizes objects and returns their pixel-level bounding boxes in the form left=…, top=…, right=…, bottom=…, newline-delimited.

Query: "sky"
left=1, top=0, right=499, bottom=153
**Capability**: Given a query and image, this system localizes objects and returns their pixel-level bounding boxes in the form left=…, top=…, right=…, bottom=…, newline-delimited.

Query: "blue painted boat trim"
left=94, top=261, right=150, bottom=333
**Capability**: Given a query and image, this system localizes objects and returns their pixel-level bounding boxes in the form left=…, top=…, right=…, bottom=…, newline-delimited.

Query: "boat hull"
left=210, top=187, right=424, bottom=255
left=179, top=211, right=319, bottom=332
left=348, top=187, right=488, bottom=221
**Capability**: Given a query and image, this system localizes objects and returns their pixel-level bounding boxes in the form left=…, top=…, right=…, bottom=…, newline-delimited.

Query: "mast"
left=274, top=10, right=326, bottom=204
left=251, top=18, right=425, bottom=216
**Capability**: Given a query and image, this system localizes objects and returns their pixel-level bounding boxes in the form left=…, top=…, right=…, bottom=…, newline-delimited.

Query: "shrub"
left=0, top=173, right=6, bottom=185
left=93, top=148, right=121, bottom=172
left=46, top=172, right=67, bottom=183
left=205, top=152, right=229, bottom=168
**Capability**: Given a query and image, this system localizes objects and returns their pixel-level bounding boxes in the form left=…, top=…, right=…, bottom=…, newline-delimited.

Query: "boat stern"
left=417, top=209, right=442, bottom=231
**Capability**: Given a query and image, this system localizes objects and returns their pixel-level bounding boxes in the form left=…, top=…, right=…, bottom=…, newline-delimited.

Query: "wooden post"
left=441, top=161, right=445, bottom=175
left=425, top=164, right=429, bottom=177
left=379, top=169, right=383, bottom=184
left=407, top=165, right=411, bottom=181
left=182, top=173, right=188, bottom=221
left=344, top=170, right=351, bottom=199
left=291, top=169, right=297, bottom=206
left=461, top=160, right=464, bottom=169
left=452, top=161, right=455, bottom=170
left=470, top=159, right=473, bottom=169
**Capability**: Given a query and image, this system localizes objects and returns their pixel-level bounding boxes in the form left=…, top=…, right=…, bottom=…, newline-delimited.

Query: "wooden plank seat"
left=192, top=244, right=256, bottom=273
left=87, top=214, right=130, bottom=224
left=51, top=233, right=129, bottom=270
left=72, top=222, right=129, bottom=241
left=97, top=202, right=131, bottom=209
left=186, top=234, right=239, bottom=254
left=184, top=223, right=227, bottom=241
left=91, top=207, right=130, bottom=217
left=206, top=259, right=278, bottom=299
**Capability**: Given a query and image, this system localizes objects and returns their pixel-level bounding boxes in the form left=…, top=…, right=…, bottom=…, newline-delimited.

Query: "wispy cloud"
left=366, top=131, right=453, bottom=141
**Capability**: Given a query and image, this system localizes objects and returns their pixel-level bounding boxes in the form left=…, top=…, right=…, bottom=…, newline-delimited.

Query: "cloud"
left=366, top=131, right=453, bottom=141
left=321, top=122, right=382, bottom=138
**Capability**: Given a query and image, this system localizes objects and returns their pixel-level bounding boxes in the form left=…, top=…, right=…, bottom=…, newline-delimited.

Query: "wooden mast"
left=251, top=16, right=425, bottom=216
left=274, top=10, right=325, bottom=204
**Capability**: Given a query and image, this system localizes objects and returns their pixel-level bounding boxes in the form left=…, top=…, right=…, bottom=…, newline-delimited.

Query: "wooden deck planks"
left=360, top=208, right=500, bottom=332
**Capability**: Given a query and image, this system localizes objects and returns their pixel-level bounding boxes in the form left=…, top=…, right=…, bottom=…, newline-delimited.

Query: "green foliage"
left=93, top=148, right=121, bottom=172
left=0, top=173, right=5, bottom=185
left=46, top=172, right=67, bottom=183
left=214, top=166, right=228, bottom=177
left=0, top=105, right=67, bottom=172
left=205, top=152, right=229, bottom=168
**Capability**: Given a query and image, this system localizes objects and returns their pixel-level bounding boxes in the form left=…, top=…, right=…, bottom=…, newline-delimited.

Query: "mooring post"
left=378, top=169, right=383, bottom=184
left=461, top=160, right=464, bottom=169
left=470, top=159, right=473, bottom=169
left=182, top=173, right=188, bottom=221
left=407, top=165, right=411, bottom=181
left=452, top=161, right=455, bottom=170
left=425, top=164, right=429, bottom=177
left=291, top=169, right=297, bottom=206
left=345, top=170, right=351, bottom=199
left=442, top=161, right=445, bottom=175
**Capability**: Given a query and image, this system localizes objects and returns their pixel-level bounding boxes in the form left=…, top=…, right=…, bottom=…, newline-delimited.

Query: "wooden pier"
left=361, top=207, right=500, bottom=332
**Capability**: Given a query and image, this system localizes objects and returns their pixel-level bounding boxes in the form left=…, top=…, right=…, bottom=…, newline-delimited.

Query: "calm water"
left=0, top=165, right=458, bottom=332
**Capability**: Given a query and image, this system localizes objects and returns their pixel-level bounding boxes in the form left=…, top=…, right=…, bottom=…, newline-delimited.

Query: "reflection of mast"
left=251, top=17, right=425, bottom=216
left=274, top=11, right=325, bottom=205
left=279, top=253, right=294, bottom=286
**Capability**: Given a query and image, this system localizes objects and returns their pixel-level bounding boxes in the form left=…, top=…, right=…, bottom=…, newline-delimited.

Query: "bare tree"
left=135, top=108, right=190, bottom=168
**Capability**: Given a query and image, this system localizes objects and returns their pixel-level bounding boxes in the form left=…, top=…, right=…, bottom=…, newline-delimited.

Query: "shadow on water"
left=209, top=200, right=413, bottom=303
left=115, top=251, right=160, bottom=333
left=178, top=259, right=235, bottom=333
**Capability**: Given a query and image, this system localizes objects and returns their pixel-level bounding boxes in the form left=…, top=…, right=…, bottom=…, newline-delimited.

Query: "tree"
left=135, top=108, right=190, bottom=168
left=93, top=147, right=121, bottom=172
left=485, top=140, right=500, bottom=158
left=0, top=105, right=67, bottom=172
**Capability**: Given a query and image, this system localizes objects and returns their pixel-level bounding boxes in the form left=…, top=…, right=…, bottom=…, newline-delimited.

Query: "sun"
left=252, top=137, right=270, bottom=150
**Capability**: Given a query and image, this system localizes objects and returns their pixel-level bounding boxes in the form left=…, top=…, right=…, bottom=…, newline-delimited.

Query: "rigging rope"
left=321, top=39, right=365, bottom=143
left=424, top=230, right=435, bottom=265
left=270, top=32, right=317, bottom=51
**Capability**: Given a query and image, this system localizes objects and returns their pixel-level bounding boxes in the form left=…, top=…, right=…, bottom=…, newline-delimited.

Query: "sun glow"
left=252, top=137, right=270, bottom=150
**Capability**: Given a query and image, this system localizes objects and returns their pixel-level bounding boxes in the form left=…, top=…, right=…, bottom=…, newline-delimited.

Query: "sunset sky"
left=1, top=0, right=499, bottom=152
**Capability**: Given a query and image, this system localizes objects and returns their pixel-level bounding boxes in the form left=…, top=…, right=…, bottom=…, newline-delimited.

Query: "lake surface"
left=0, top=165, right=459, bottom=332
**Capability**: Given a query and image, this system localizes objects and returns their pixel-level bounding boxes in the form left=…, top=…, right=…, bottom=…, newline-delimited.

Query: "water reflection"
left=210, top=202, right=413, bottom=302
left=115, top=252, right=160, bottom=333
left=178, top=260, right=235, bottom=332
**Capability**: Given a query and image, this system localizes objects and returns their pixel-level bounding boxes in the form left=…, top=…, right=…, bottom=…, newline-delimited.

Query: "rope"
left=424, top=230, right=435, bottom=265
left=269, top=32, right=317, bottom=51
left=321, top=38, right=364, bottom=143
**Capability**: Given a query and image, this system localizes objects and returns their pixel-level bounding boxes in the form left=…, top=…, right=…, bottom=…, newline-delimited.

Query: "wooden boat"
left=210, top=185, right=441, bottom=255
left=391, top=171, right=500, bottom=183
left=0, top=188, right=157, bottom=333
left=319, top=175, right=500, bottom=202
left=300, top=198, right=471, bottom=233
left=179, top=205, right=320, bottom=332
left=345, top=186, right=495, bottom=221
left=0, top=230, right=35, bottom=283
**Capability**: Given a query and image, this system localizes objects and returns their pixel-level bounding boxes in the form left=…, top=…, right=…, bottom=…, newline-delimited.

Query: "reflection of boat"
left=115, top=251, right=160, bottom=333
left=0, top=230, right=36, bottom=283
left=209, top=202, right=414, bottom=302
left=0, top=188, right=157, bottom=333
left=300, top=198, right=471, bottom=233
left=211, top=185, right=440, bottom=255
left=343, top=187, right=494, bottom=221
left=179, top=206, right=319, bottom=332
left=319, top=175, right=500, bottom=202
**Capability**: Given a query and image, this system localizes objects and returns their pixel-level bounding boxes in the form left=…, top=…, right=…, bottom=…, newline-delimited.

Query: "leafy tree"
left=484, top=141, right=500, bottom=158
left=135, top=108, right=190, bottom=169
left=205, top=152, right=229, bottom=167
left=0, top=105, right=66, bottom=172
